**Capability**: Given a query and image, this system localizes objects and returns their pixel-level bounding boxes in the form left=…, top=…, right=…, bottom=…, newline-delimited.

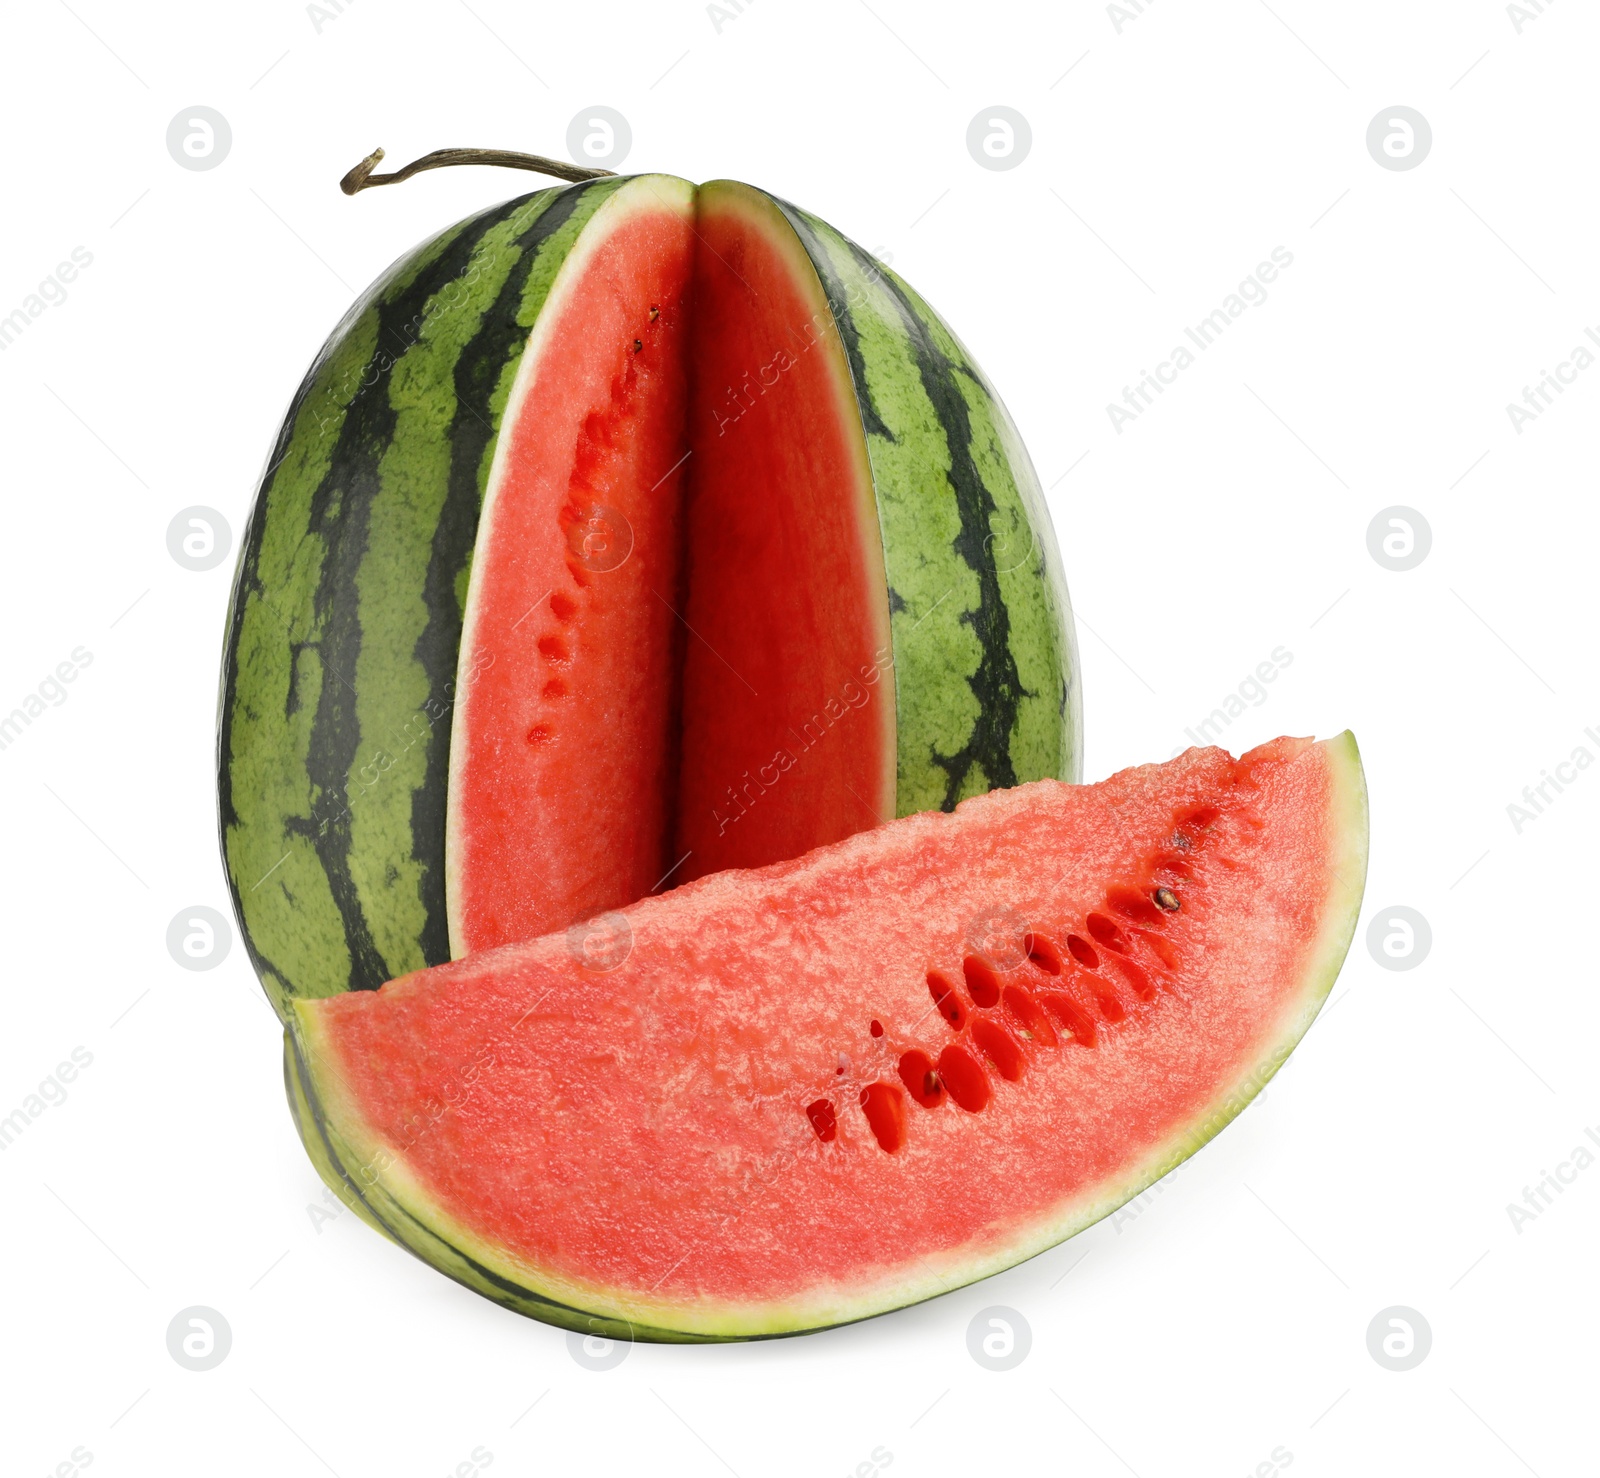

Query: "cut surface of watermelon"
left=294, top=733, right=1367, bottom=1339
left=673, top=181, right=896, bottom=881
left=441, top=176, right=1071, bottom=958
left=445, top=177, right=696, bottom=953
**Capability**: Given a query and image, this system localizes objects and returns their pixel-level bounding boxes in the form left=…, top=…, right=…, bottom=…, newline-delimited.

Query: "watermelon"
left=287, top=733, right=1368, bottom=1341
left=219, top=174, right=1079, bottom=1015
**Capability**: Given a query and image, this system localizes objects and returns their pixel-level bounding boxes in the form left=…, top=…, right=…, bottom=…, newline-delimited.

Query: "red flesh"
left=448, top=192, right=694, bottom=952
left=673, top=183, right=895, bottom=881
left=448, top=180, right=896, bottom=949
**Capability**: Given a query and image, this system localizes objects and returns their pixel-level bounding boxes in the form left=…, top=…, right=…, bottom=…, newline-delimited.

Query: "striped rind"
left=768, top=195, right=1082, bottom=813
left=218, top=179, right=628, bottom=1019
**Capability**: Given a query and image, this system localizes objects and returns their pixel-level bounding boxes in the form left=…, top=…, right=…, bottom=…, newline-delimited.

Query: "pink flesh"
left=448, top=205, right=694, bottom=951
left=673, top=184, right=894, bottom=881
left=317, top=737, right=1343, bottom=1308
left=449, top=184, right=897, bottom=948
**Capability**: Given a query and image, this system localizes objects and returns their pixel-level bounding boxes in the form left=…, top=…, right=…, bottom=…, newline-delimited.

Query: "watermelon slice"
left=290, top=733, right=1368, bottom=1340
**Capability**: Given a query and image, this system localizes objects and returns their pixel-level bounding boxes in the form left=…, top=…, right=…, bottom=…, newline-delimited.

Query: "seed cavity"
left=859, top=1081, right=907, bottom=1152
left=1038, top=990, right=1097, bottom=1047
left=1135, top=929, right=1180, bottom=970
left=1002, top=984, right=1059, bottom=1046
left=937, top=1044, right=990, bottom=1112
left=898, top=1049, right=945, bottom=1108
left=1085, top=912, right=1130, bottom=953
left=1112, top=954, right=1156, bottom=1002
left=928, top=971, right=969, bottom=1030
left=817, top=794, right=1218, bottom=1149
left=971, top=1017, right=1026, bottom=1082
left=806, top=1099, right=837, bottom=1143
left=1082, top=974, right=1127, bottom=1023
left=1066, top=934, right=1100, bottom=970
left=1024, top=932, right=1063, bottom=975
left=1105, top=884, right=1163, bottom=926
left=962, top=955, right=1002, bottom=1008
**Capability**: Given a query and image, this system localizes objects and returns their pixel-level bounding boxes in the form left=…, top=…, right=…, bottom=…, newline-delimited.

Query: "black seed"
left=648, top=305, right=659, bottom=320
left=1154, top=888, right=1180, bottom=912
left=633, top=338, right=643, bottom=353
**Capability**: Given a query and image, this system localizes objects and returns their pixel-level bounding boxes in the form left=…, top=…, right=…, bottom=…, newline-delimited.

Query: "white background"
left=1, top=1, right=1594, bottom=1473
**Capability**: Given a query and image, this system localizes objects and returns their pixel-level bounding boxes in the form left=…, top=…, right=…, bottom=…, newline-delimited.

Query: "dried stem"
left=340, top=147, right=615, bottom=196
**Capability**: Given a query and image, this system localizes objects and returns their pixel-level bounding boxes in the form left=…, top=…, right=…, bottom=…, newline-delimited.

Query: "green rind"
left=768, top=195, right=1082, bottom=811
left=291, top=735, right=1368, bottom=1341
left=218, top=178, right=627, bottom=1020
left=282, top=1027, right=390, bottom=1242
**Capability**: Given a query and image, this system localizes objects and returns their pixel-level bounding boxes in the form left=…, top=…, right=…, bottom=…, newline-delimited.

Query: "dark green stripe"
left=219, top=203, right=512, bottom=1006
left=286, top=195, right=543, bottom=994
left=852, top=249, right=1027, bottom=805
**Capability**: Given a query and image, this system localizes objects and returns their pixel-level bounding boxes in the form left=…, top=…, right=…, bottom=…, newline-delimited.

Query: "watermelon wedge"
left=289, top=733, right=1368, bottom=1340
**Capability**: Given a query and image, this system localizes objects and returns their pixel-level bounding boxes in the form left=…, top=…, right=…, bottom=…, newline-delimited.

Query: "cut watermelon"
left=223, top=173, right=1079, bottom=1019
left=291, top=734, right=1368, bottom=1340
